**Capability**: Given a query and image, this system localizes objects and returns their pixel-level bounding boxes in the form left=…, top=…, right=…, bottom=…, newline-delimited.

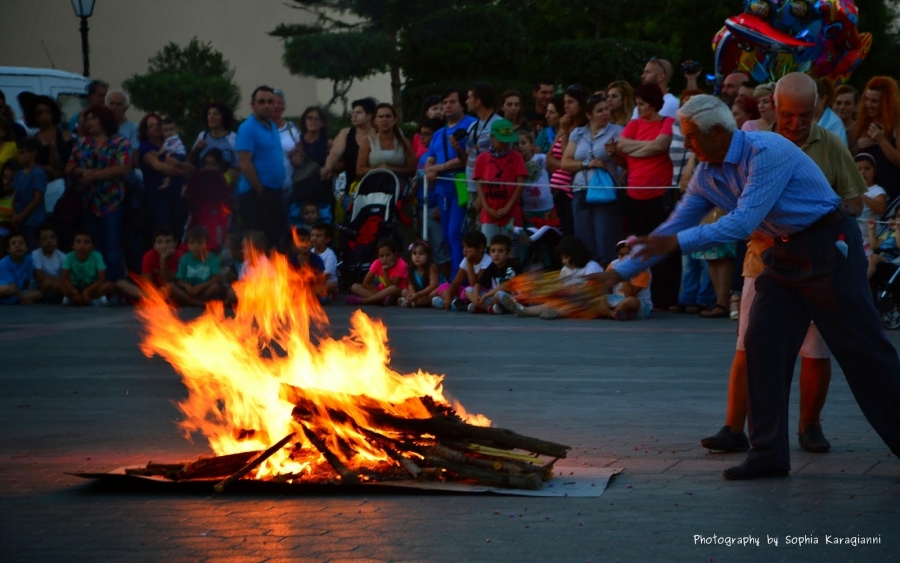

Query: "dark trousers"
left=238, top=188, right=288, bottom=252
left=572, top=194, right=622, bottom=266
left=624, top=195, right=681, bottom=308
left=553, top=190, right=574, bottom=236
left=744, top=214, right=900, bottom=470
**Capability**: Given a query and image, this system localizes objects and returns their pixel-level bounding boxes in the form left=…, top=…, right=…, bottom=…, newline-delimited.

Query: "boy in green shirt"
left=170, top=226, right=223, bottom=307
left=61, top=229, right=116, bottom=306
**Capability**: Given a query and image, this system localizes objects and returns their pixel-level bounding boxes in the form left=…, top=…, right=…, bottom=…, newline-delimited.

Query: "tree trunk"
left=389, top=34, right=403, bottom=123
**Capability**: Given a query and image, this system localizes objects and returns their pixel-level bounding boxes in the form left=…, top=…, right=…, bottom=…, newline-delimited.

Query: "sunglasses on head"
left=588, top=93, right=607, bottom=104
left=566, top=84, right=588, bottom=96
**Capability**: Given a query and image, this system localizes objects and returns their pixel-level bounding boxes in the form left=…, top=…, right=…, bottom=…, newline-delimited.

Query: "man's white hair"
left=676, top=94, right=736, bottom=134
left=105, top=90, right=130, bottom=106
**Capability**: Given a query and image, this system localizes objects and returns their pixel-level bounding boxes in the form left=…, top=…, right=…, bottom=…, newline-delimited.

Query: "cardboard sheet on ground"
left=69, top=465, right=621, bottom=497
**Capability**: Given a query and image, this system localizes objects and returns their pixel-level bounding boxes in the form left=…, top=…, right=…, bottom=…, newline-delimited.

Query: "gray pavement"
left=1, top=304, right=899, bottom=562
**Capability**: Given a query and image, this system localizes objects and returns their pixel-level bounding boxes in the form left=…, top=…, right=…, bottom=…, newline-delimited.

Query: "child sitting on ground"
left=501, top=235, right=604, bottom=319
left=474, top=119, right=527, bottom=257
left=61, top=229, right=116, bottom=306
left=605, top=239, right=653, bottom=321
left=433, top=230, right=491, bottom=311
left=398, top=240, right=439, bottom=308
left=469, top=234, right=518, bottom=314
left=289, top=227, right=328, bottom=301
left=31, top=222, right=65, bottom=301
left=310, top=222, right=338, bottom=297
left=169, top=226, right=223, bottom=307
left=347, top=237, right=407, bottom=305
left=0, top=231, right=41, bottom=305
left=11, top=137, right=47, bottom=248
left=116, top=225, right=183, bottom=301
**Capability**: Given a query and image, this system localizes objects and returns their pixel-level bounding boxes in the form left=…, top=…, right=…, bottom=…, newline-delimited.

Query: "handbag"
left=584, top=168, right=617, bottom=204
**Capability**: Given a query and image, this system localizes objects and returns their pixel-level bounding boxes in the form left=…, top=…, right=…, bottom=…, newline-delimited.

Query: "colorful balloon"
left=712, top=0, right=871, bottom=90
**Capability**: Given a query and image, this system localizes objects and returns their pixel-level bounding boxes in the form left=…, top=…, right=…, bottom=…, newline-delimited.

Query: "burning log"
left=179, top=450, right=261, bottom=480
left=425, top=455, right=544, bottom=490
left=213, top=433, right=295, bottom=493
left=356, top=426, right=423, bottom=479
left=418, top=445, right=550, bottom=479
left=298, top=422, right=360, bottom=485
left=364, top=410, right=570, bottom=459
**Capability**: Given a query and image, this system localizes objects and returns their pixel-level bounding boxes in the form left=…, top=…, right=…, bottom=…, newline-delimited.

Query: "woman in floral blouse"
left=65, top=105, right=132, bottom=280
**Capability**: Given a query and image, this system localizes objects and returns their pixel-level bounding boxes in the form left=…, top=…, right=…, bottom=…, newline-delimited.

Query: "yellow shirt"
left=0, top=142, right=17, bottom=169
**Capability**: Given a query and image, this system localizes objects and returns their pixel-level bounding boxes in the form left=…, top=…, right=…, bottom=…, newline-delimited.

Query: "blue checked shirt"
left=614, top=130, right=841, bottom=280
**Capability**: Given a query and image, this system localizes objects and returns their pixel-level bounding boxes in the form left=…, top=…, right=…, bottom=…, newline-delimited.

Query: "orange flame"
left=137, top=249, right=489, bottom=479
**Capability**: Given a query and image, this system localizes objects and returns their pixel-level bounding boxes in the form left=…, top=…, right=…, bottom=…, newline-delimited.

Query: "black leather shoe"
left=723, top=459, right=790, bottom=480
left=701, top=425, right=750, bottom=452
left=799, top=425, right=831, bottom=453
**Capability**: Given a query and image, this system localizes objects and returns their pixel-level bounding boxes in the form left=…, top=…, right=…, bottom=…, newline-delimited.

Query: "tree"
left=399, top=5, right=528, bottom=118
left=123, top=38, right=240, bottom=143
left=270, top=0, right=459, bottom=121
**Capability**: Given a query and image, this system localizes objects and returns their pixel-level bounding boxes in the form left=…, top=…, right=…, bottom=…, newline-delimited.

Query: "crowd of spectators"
left=1, top=61, right=899, bottom=326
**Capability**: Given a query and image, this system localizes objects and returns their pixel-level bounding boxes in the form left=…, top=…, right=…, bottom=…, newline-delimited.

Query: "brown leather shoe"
left=799, top=425, right=831, bottom=453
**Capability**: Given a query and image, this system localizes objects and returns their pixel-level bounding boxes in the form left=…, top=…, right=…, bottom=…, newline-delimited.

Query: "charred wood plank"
left=298, top=422, right=360, bottom=485
left=213, top=434, right=294, bottom=493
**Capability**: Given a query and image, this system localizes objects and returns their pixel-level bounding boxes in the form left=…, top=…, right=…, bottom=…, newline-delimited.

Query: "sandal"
left=699, top=304, right=730, bottom=318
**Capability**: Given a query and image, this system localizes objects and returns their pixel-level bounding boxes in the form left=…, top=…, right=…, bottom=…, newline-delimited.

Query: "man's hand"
left=632, top=235, right=680, bottom=261
left=583, top=269, right=623, bottom=290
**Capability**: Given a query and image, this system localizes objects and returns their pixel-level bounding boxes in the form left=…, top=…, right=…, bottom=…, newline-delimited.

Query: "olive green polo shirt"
left=767, top=122, right=866, bottom=200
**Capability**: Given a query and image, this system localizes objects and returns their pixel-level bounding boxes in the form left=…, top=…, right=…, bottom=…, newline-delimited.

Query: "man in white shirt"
left=632, top=58, right=680, bottom=119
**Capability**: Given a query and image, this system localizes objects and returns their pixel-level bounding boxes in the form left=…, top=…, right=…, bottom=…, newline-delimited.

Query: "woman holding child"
left=138, top=113, right=191, bottom=239
left=561, top=92, right=623, bottom=265
left=65, top=105, right=132, bottom=281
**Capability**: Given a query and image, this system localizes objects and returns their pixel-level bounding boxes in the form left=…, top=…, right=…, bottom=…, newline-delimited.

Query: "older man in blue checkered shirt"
left=590, top=94, right=900, bottom=480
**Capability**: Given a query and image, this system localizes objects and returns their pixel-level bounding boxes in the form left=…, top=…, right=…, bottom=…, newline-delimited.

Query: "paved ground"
left=1, top=303, right=898, bottom=562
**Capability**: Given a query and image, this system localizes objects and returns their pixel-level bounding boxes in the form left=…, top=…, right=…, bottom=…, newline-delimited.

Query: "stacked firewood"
left=125, top=387, right=570, bottom=492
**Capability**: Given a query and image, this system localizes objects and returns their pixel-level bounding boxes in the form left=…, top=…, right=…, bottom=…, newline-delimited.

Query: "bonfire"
left=130, top=250, right=569, bottom=491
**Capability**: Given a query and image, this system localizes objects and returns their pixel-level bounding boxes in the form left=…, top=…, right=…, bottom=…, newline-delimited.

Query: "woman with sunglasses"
left=561, top=93, right=623, bottom=265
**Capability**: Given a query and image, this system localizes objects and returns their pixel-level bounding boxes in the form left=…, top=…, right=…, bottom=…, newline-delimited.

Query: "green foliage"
left=123, top=38, right=240, bottom=142
left=399, top=5, right=529, bottom=117
left=541, top=38, right=678, bottom=93
left=852, top=0, right=900, bottom=88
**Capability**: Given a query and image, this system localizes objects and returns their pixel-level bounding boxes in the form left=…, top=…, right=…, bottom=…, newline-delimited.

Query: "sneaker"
left=450, top=298, right=467, bottom=311
left=432, top=296, right=444, bottom=309
left=614, top=309, right=634, bottom=321
left=61, top=296, right=71, bottom=306
left=539, top=308, right=559, bottom=320
left=467, top=303, right=476, bottom=313
left=700, top=425, right=750, bottom=452
left=91, top=296, right=108, bottom=307
left=499, top=293, right=526, bottom=317
left=345, top=295, right=363, bottom=305
left=489, top=304, right=503, bottom=314
left=397, top=297, right=408, bottom=307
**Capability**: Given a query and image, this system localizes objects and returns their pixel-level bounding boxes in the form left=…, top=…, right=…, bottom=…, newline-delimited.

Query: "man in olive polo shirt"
left=700, top=73, right=865, bottom=456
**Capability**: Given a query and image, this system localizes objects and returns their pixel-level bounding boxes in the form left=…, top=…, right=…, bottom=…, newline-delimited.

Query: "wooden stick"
left=179, top=450, right=261, bottom=481
left=213, top=433, right=294, bottom=493
left=357, top=426, right=422, bottom=479
left=425, top=455, right=543, bottom=490
left=299, top=422, right=360, bottom=485
left=420, top=445, right=548, bottom=477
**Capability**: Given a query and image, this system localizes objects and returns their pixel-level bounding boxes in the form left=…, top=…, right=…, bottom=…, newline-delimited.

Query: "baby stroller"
left=184, top=169, right=231, bottom=253
left=337, top=169, right=402, bottom=286
left=872, top=260, right=900, bottom=330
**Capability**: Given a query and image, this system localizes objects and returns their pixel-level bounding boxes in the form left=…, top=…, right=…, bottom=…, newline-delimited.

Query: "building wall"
left=0, top=0, right=391, bottom=119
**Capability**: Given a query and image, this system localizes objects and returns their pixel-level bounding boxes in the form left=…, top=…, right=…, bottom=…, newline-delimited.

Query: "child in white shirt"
left=31, top=223, right=65, bottom=300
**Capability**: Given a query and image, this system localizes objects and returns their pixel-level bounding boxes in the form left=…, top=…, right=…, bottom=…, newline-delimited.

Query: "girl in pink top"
left=347, top=238, right=408, bottom=305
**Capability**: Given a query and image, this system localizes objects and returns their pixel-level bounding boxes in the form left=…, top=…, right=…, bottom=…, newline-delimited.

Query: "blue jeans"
left=439, top=189, right=466, bottom=278
left=82, top=206, right=125, bottom=281
left=679, top=254, right=716, bottom=306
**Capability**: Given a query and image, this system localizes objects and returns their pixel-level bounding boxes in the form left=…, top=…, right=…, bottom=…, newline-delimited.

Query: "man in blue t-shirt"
left=236, top=86, right=288, bottom=251
left=424, top=89, right=477, bottom=275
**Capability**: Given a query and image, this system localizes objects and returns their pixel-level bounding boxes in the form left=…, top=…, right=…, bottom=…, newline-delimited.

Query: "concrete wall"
left=0, top=0, right=391, bottom=119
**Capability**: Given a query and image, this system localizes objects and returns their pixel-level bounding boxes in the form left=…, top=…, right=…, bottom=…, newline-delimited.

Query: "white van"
left=0, top=66, right=92, bottom=124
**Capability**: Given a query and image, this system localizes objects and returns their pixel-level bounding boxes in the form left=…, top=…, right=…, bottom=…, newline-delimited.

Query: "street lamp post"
left=71, top=0, right=96, bottom=77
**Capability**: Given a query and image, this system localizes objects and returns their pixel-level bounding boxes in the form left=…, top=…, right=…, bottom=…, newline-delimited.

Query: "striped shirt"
left=669, top=120, right=692, bottom=186
left=614, top=130, right=840, bottom=279
left=548, top=135, right=573, bottom=193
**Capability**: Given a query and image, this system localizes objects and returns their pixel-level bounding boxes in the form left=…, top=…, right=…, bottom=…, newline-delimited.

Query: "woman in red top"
left=611, top=83, right=679, bottom=308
